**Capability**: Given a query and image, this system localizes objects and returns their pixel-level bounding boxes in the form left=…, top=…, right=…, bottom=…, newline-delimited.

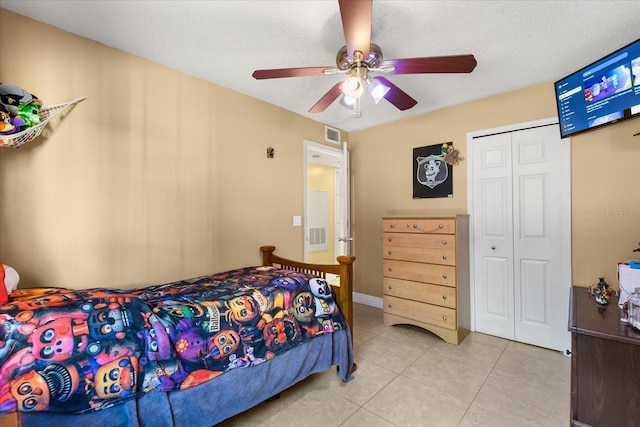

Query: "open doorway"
left=303, top=140, right=350, bottom=265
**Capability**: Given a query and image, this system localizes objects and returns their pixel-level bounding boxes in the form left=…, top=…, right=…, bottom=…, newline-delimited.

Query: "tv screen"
left=554, top=38, right=640, bottom=138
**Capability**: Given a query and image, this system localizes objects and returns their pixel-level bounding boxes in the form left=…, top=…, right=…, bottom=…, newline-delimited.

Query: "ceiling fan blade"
left=382, top=55, right=477, bottom=75
left=338, top=0, right=372, bottom=60
left=309, top=82, right=344, bottom=113
left=252, top=66, right=336, bottom=79
left=374, top=76, right=417, bottom=111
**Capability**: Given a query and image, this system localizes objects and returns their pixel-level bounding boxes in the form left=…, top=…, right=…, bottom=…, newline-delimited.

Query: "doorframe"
left=466, top=117, right=572, bottom=344
left=303, top=140, right=348, bottom=263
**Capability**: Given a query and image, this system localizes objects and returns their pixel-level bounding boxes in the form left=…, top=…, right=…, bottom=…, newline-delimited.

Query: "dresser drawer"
left=383, top=218, right=455, bottom=234
left=383, top=233, right=456, bottom=251
left=383, top=277, right=456, bottom=308
left=383, top=244, right=456, bottom=266
left=383, top=295, right=457, bottom=330
left=383, top=259, right=457, bottom=287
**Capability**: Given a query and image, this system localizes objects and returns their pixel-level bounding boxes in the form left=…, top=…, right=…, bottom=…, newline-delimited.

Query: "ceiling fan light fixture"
left=368, top=79, right=390, bottom=104
left=340, top=95, right=358, bottom=108
left=339, top=95, right=361, bottom=117
left=342, top=72, right=364, bottom=98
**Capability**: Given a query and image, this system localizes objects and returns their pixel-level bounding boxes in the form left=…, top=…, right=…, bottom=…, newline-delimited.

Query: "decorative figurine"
left=587, top=278, right=614, bottom=305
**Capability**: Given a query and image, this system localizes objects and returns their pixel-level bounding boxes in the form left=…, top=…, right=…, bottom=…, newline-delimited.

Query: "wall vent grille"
left=324, top=126, right=340, bottom=144
left=308, top=227, right=326, bottom=246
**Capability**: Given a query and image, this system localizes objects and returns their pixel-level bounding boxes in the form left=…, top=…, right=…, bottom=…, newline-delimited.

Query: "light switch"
left=292, top=216, right=302, bottom=226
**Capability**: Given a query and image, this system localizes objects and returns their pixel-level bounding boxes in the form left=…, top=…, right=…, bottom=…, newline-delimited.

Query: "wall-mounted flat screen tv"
left=554, top=38, right=640, bottom=138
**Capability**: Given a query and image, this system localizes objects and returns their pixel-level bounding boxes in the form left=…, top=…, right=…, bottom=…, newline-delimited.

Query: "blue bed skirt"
left=20, top=329, right=353, bottom=427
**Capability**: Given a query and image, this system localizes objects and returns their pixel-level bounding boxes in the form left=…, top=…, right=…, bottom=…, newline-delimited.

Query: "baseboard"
left=353, top=292, right=383, bottom=309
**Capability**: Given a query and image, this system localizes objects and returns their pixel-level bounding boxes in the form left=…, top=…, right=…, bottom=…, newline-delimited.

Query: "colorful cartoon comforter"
left=0, top=266, right=348, bottom=414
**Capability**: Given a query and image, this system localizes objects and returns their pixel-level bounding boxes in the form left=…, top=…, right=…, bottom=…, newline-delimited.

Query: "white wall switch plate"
left=292, top=216, right=302, bottom=226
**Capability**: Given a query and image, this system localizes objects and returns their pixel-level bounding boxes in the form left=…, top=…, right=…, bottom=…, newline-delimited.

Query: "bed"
left=0, top=245, right=355, bottom=427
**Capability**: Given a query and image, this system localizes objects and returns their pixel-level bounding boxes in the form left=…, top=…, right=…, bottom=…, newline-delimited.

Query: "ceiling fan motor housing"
left=336, top=43, right=383, bottom=70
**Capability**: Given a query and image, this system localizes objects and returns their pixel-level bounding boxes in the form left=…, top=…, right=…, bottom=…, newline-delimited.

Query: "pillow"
left=0, top=263, right=20, bottom=305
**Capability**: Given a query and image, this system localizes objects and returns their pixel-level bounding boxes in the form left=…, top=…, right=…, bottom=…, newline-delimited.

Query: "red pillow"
left=0, top=263, right=7, bottom=305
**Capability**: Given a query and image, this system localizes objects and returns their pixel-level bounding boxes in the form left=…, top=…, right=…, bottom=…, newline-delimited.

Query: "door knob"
left=491, top=245, right=496, bottom=250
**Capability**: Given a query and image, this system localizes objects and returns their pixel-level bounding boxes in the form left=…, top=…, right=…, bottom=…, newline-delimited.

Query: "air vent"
left=324, top=126, right=340, bottom=144
left=308, top=227, right=327, bottom=246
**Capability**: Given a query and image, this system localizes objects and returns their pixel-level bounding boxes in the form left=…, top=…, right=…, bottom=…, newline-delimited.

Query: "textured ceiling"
left=2, top=0, right=640, bottom=132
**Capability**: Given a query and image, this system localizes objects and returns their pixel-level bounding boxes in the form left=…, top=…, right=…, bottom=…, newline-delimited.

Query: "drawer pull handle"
left=442, top=274, right=448, bottom=279
left=442, top=240, right=447, bottom=245
left=442, top=316, right=447, bottom=321
left=388, top=237, right=393, bottom=242
left=388, top=251, right=392, bottom=255
left=388, top=285, right=393, bottom=289
left=442, top=295, right=447, bottom=300
left=412, top=223, right=444, bottom=233
left=442, top=255, right=447, bottom=260
left=388, top=267, right=393, bottom=272
left=388, top=304, right=392, bottom=308
left=390, top=223, right=396, bottom=229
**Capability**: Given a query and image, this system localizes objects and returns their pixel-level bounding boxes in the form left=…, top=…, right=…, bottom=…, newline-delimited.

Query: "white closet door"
left=472, top=132, right=515, bottom=339
left=512, top=125, right=569, bottom=350
left=471, top=123, right=571, bottom=352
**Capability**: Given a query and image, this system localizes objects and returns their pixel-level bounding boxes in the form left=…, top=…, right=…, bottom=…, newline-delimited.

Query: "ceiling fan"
left=252, top=0, right=477, bottom=114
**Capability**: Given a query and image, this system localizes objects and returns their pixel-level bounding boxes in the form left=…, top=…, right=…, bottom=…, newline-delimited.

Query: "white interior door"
left=470, top=121, right=571, bottom=353
left=337, top=141, right=351, bottom=256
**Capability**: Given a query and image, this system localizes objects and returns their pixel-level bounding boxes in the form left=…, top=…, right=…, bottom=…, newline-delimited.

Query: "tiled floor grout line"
left=455, top=342, right=510, bottom=426
left=347, top=323, right=404, bottom=427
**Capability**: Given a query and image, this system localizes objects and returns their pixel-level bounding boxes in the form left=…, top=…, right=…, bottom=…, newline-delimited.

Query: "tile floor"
left=220, top=303, right=571, bottom=427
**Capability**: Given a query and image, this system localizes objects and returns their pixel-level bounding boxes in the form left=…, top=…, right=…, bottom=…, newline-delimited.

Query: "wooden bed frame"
left=260, top=245, right=355, bottom=339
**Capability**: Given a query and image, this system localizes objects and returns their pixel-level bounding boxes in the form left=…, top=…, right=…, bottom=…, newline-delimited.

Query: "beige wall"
left=0, top=10, right=340, bottom=289
left=350, top=83, right=640, bottom=298
left=2, top=10, right=638, bottom=298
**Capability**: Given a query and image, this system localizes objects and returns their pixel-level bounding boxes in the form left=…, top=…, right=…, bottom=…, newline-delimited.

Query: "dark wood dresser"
left=569, top=286, right=640, bottom=427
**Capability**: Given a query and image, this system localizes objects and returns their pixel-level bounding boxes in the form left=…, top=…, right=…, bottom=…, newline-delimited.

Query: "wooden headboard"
left=260, top=245, right=355, bottom=337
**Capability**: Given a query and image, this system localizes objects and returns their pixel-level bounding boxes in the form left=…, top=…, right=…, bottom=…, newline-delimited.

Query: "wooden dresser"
left=569, top=286, right=640, bottom=426
left=382, top=215, right=470, bottom=344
